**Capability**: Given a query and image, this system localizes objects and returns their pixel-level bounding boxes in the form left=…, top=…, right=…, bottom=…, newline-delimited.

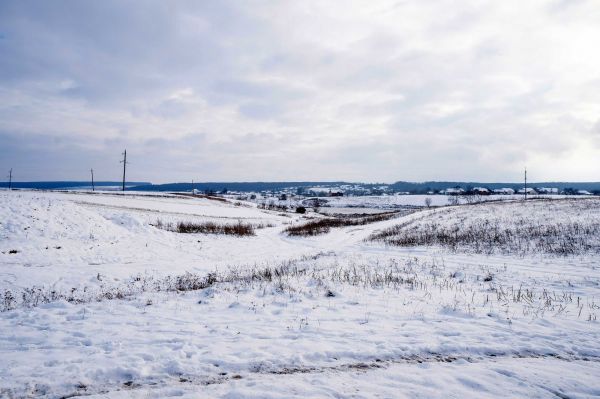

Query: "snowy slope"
left=0, top=191, right=302, bottom=290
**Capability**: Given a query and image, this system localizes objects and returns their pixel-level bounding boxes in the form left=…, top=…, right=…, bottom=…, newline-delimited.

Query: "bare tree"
left=424, top=197, right=432, bottom=208
left=448, top=196, right=459, bottom=206
left=524, top=166, right=527, bottom=201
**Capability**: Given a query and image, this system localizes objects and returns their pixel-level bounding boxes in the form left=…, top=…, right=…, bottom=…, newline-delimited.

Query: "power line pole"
left=120, top=149, right=128, bottom=192
left=8, top=168, right=12, bottom=190
left=524, top=166, right=527, bottom=201
left=90, top=168, right=95, bottom=192
left=192, top=179, right=194, bottom=194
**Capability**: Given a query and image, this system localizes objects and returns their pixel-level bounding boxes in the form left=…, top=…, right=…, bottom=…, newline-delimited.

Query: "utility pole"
left=8, top=168, right=12, bottom=190
left=524, top=167, right=527, bottom=201
left=192, top=179, right=194, bottom=194
left=90, top=169, right=95, bottom=192
left=120, top=149, right=128, bottom=192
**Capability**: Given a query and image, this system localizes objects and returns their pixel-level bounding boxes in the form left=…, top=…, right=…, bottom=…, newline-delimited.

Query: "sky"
left=1, top=0, right=600, bottom=183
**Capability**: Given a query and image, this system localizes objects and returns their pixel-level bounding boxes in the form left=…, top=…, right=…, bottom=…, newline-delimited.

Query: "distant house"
left=307, top=187, right=329, bottom=196
left=306, top=187, right=344, bottom=197
left=472, top=187, right=490, bottom=195
left=493, top=188, right=515, bottom=195
left=444, top=188, right=465, bottom=195
left=578, top=190, right=592, bottom=195
left=537, top=187, right=559, bottom=194
left=517, top=187, right=537, bottom=194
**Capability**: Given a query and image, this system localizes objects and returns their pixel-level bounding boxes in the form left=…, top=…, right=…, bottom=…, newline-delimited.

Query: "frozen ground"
left=1, top=191, right=599, bottom=398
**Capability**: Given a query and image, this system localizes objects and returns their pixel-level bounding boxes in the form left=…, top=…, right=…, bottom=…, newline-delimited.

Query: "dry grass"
left=4, top=255, right=597, bottom=322
left=284, top=212, right=404, bottom=236
left=153, top=219, right=272, bottom=236
left=370, top=200, right=600, bottom=255
left=176, top=221, right=255, bottom=236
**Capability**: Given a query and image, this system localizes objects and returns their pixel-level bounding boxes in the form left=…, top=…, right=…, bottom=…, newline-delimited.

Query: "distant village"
left=214, top=183, right=594, bottom=202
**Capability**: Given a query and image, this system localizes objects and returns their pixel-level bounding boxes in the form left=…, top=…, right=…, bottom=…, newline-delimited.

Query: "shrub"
left=176, top=221, right=255, bottom=236
left=153, top=219, right=260, bottom=236
left=295, top=206, right=307, bottom=214
left=284, top=212, right=403, bottom=237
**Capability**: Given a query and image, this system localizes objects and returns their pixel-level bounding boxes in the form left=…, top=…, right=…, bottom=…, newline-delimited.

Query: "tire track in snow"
left=56, top=351, right=600, bottom=398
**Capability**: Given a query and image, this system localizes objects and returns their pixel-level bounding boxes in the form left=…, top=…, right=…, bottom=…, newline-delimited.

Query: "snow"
left=319, top=193, right=592, bottom=208
left=1, top=190, right=600, bottom=398
left=0, top=191, right=295, bottom=289
left=371, top=198, right=600, bottom=255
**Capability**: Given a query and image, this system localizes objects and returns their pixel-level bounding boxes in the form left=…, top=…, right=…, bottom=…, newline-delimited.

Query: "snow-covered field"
left=371, top=199, right=600, bottom=255
left=321, top=193, right=585, bottom=208
left=254, top=193, right=589, bottom=212
left=1, top=191, right=600, bottom=398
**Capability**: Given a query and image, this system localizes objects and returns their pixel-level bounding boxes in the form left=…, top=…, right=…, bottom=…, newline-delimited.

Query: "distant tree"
left=465, top=193, right=483, bottom=204
left=424, top=197, right=432, bottom=208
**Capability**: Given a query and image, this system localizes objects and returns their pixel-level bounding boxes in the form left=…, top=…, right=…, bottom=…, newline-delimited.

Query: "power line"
left=120, top=150, right=129, bottom=192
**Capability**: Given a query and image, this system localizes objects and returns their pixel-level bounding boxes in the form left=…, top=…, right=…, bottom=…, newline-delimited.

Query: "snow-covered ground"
left=1, top=191, right=599, bottom=398
left=321, top=193, right=586, bottom=208
left=371, top=198, right=600, bottom=255
left=252, top=193, right=590, bottom=211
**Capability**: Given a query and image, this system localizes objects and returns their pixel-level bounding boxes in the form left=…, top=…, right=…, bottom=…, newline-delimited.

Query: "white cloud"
left=1, top=0, right=599, bottom=182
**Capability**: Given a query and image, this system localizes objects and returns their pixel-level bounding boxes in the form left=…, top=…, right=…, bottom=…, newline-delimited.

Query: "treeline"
left=0, top=181, right=149, bottom=189
left=4, top=180, right=600, bottom=194
left=131, top=181, right=347, bottom=192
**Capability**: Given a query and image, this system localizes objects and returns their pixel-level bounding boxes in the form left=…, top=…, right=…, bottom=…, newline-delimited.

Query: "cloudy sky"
left=1, top=0, right=599, bottom=183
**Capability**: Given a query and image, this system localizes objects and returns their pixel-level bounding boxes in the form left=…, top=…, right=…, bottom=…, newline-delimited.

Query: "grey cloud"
left=1, top=1, right=600, bottom=182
